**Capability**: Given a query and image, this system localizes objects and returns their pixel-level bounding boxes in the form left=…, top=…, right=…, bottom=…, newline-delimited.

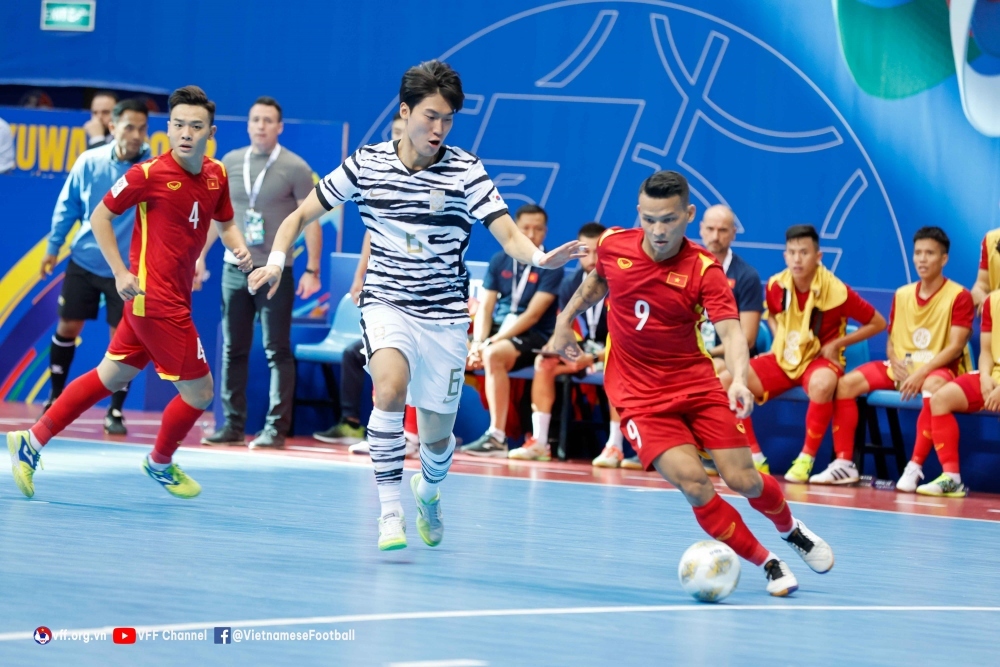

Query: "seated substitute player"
left=810, top=227, right=972, bottom=486
left=6, top=85, right=253, bottom=500
left=546, top=170, right=833, bottom=596
left=41, top=98, right=152, bottom=435
left=719, top=224, right=886, bottom=483
left=463, top=204, right=564, bottom=457
left=504, top=221, right=627, bottom=464
left=248, top=61, right=583, bottom=551
left=898, top=289, right=1000, bottom=498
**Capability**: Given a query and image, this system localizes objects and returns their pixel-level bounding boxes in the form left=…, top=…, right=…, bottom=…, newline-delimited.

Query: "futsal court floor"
left=1, top=403, right=998, bottom=666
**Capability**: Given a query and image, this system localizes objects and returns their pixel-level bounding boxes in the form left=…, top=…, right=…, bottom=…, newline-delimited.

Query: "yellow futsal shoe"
left=377, top=511, right=407, bottom=551
left=783, top=454, right=814, bottom=484
left=410, top=474, right=444, bottom=547
left=143, top=457, right=202, bottom=498
left=754, top=457, right=771, bottom=475
left=7, top=431, right=43, bottom=498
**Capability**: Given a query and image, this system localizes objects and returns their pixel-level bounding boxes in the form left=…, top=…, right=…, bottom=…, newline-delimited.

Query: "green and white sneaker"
left=410, top=474, right=443, bottom=546
left=461, top=430, right=508, bottom=458
left=916, top=473, right=967, bottom=498
left=378, top=511, right=407, bottom=551
left=7, top=430, right=43, bottom=498
left=784, top=454, right=814, bottom=484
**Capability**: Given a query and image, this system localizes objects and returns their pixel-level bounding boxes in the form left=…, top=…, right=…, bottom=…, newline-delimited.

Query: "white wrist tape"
left=530, top=249, right=545, bottom=267
left=266, top=251, right=286, bottom=268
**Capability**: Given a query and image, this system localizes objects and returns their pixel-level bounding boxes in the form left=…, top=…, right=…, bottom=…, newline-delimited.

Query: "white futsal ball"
left=677, top=540, right=741, bottom=603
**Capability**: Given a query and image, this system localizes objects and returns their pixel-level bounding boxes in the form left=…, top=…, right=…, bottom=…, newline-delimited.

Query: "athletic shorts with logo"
left=360, top=300, right=468, bottom=414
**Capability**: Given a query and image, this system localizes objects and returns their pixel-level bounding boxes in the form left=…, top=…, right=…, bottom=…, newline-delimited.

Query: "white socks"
left=606, top=421, right=623, bottom=451
left=532, top=412, right=551, bottom=443
left=368, top=407, right=406, bottom=518
left=417, top=434, right=456, bottom=502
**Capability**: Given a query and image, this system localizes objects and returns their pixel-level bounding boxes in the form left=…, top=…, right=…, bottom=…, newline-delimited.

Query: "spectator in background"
left=463, top=205, right=564, bottom=457
left=20, top=89, right=54, bottom=109
left=85, top=91, right=118, bottom=149
left=0, top=115, right=13, bottom=173
left=698, top=204, right=765, bottom=474
left=314, top=112, right=408, bottom=451
left=40, top=99, right=151, bottom=434
left=198, top=96, right=321, bottom=449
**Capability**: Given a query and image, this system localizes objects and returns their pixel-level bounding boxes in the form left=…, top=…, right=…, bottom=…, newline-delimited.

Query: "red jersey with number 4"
left=595, top=229, right=739, bottom=409
left=102, top=151, right=234, bottom=319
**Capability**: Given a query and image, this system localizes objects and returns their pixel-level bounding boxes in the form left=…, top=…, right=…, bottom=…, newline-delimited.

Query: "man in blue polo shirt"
left=39, top=99, right=151, bottom=435
left=464, top=204, right=564, bottom=456
left=698, top=204, right=768, bottom=473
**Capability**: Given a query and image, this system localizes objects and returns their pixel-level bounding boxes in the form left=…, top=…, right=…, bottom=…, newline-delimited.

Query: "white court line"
left=41, top=437, right=1000, bottom=524
left=1, top=604, right=998, bottom=642
left=988, top=509, right=1000, bottom=514
left=286, top=445, right=343, bottom=454
left=805, top=490, right=854, bottom=498
left=389, top=661, right=488, bottom=667
left=895, top=498, right=947, bottom=508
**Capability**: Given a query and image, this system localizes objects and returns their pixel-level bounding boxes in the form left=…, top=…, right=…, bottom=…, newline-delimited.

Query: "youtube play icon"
left=113, top=627, right=136, bottom=644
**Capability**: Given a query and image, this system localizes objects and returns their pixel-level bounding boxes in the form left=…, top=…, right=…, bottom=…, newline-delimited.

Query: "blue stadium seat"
left=755, top=322, right=772, bottom=355
left=291, top=294, right=363, bottom=431
left=294, top=294, right=362, bottom=364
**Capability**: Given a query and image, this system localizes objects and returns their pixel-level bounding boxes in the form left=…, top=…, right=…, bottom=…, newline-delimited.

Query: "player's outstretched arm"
left=247, top=190, right=326, bottom=299
left=545, top=270, right=609, bottom=362
left=819, top=309, right=887, bottom=364
left=487, top=214, right=586, bottom=270
left=90, top=201, right=143, bottom=300
left=216, top=218, right=253, bottom=273
left=716, top=318, right=753, bottom=418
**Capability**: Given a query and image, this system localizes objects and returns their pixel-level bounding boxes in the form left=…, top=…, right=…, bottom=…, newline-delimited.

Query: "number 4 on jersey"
left=189, top=201, right=200, bottom=228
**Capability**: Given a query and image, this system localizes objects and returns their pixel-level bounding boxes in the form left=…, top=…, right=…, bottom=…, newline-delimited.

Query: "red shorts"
left=750, top=353, right=843, bottom=403
left=953, top=371, right=986, bottom=412
left=106, top=308, right=209, bottom=381
left=855, top=360, right=955, bottom=392
left=618, top=389, right=747, bottom=471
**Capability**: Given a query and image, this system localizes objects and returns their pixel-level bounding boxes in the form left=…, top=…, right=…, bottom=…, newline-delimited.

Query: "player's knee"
left=374, top=385, right=407, bottom=411
left=808, top=375, right=837, bottom=402
left=921, top=375, right=947, bottom=396
left=930, top=387, right=955, bottom=415
left=678, top=476, right=715, bottom=505
left=726, top=468, right=763, bottom=498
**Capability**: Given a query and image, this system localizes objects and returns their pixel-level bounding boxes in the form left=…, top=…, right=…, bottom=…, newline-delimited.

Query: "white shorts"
left=360, top=302, right=469, bottom=414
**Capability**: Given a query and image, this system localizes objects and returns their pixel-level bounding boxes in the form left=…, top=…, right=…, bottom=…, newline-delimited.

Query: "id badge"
left=244, top=209, right=266, bottom=247
left=499, top=313, right=518, bottom=334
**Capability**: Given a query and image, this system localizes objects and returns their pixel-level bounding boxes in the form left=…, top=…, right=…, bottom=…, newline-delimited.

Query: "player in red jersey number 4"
left=6, top=86, right=253, bottom=500
left=546, top=171, right=834, bottom=596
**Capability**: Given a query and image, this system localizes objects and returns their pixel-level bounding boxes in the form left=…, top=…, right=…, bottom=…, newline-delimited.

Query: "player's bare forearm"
left=353, top=231, right=371, bottom=282
left=488, top=214, right=540, bottom=265
left=273, top=189, right=327, bottom=256
left=472, top=291, right=498, bottom=344
left=304, top=220, right=322, bottom=272
left=716, top=318, right=749, bottom=385
left=980, top=331, right=993, bottom=379
left=739, top=311, right=761, bottom=352
left=494, top=293, right=554, bottom=341
left=216, top=219, right=245, bottom=253
left=918, top=327, right=971, bottom=375
left=972, top=270, right=990, bottom=308
left=89, top=202, right=129, bottom=277
left=832, top=311, right=887, bottom=350
left=556, top=271, right=609, bottom=327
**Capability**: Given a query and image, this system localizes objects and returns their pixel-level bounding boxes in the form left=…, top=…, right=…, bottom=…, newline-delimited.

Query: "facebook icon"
left=214, top=627, right=231, bottom=644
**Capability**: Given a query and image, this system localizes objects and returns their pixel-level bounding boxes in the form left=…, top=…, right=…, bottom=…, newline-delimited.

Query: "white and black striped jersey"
left=316, top=140, right=508, bottom=324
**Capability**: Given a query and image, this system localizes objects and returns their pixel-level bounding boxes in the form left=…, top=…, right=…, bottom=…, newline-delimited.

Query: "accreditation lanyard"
left=508, top=260, right=533, bottom=315
left=584, top=297, right=606, bottom=341
left=243, top=144, right=281, bottom=210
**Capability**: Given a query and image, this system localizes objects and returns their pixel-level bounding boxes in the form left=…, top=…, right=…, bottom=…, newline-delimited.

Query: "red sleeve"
left=980, top=237, right=989, bottom=270
left=595, top=229, right=622, bottom=279
left=764, top=280, right=783, bottom=315
left=983, top=295, right=993, bottom=333
left=102, top=163, right=148, bottom=215
left=887, top=296, right=896, bottom=334
left=213, top=173, right=235, bottom=222
left=702, top=264, right=739, bottom=322
left=843, top=287, right=876, bottom=324
left=951, top=289, right=975, bottom=329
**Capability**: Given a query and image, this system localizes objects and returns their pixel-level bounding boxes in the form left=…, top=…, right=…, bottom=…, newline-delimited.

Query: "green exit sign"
left=41, top=1, right=96, bottom=32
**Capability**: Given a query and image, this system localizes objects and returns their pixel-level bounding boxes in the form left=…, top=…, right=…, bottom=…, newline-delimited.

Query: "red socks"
left=404, top=405, right=418, bottom=436
left=738, top=418, right=761, bottom=454
left=32, top=369, right=112, bottom=445
left=931, top=413, right=961, bottom=474
left=911, top=398, right=933, bottom=465
left=802, top=400, right=835, bottom=457
left=747, top=473, right=795, bottom=533
left=151, top=396, right=205, bottom=463
left=692, top=493, right=770, bottom=566
left=831, top=398, right=858, bottom=460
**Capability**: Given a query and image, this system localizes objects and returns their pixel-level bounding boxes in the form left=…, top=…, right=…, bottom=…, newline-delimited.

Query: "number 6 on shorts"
left=626, top=419, right=642, bottom=450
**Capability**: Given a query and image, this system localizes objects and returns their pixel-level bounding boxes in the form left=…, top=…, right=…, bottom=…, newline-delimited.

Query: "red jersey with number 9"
left=595, top=229, right=739, bottom=409
left=102, top=151, right=234, bottom=319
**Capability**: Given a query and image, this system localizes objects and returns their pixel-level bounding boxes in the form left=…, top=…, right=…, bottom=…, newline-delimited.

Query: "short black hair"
left=168, top=85, right=216, bottom=125
left=92, top=90, right=118, bottom=103
left=111, top=98, right=149, bottom=123
left=785, top=224, right=820, bottom=248
left=913, top=226, right=950, bottom=254
left=400, top=60, right=464, bottom=113
left=578, top=222, right=606, bottom=238
left=252, top=96, right=282, bottom=122
left=639, top=170, right=689, bottom=204
left=515, top=204, right=548, bottom=224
